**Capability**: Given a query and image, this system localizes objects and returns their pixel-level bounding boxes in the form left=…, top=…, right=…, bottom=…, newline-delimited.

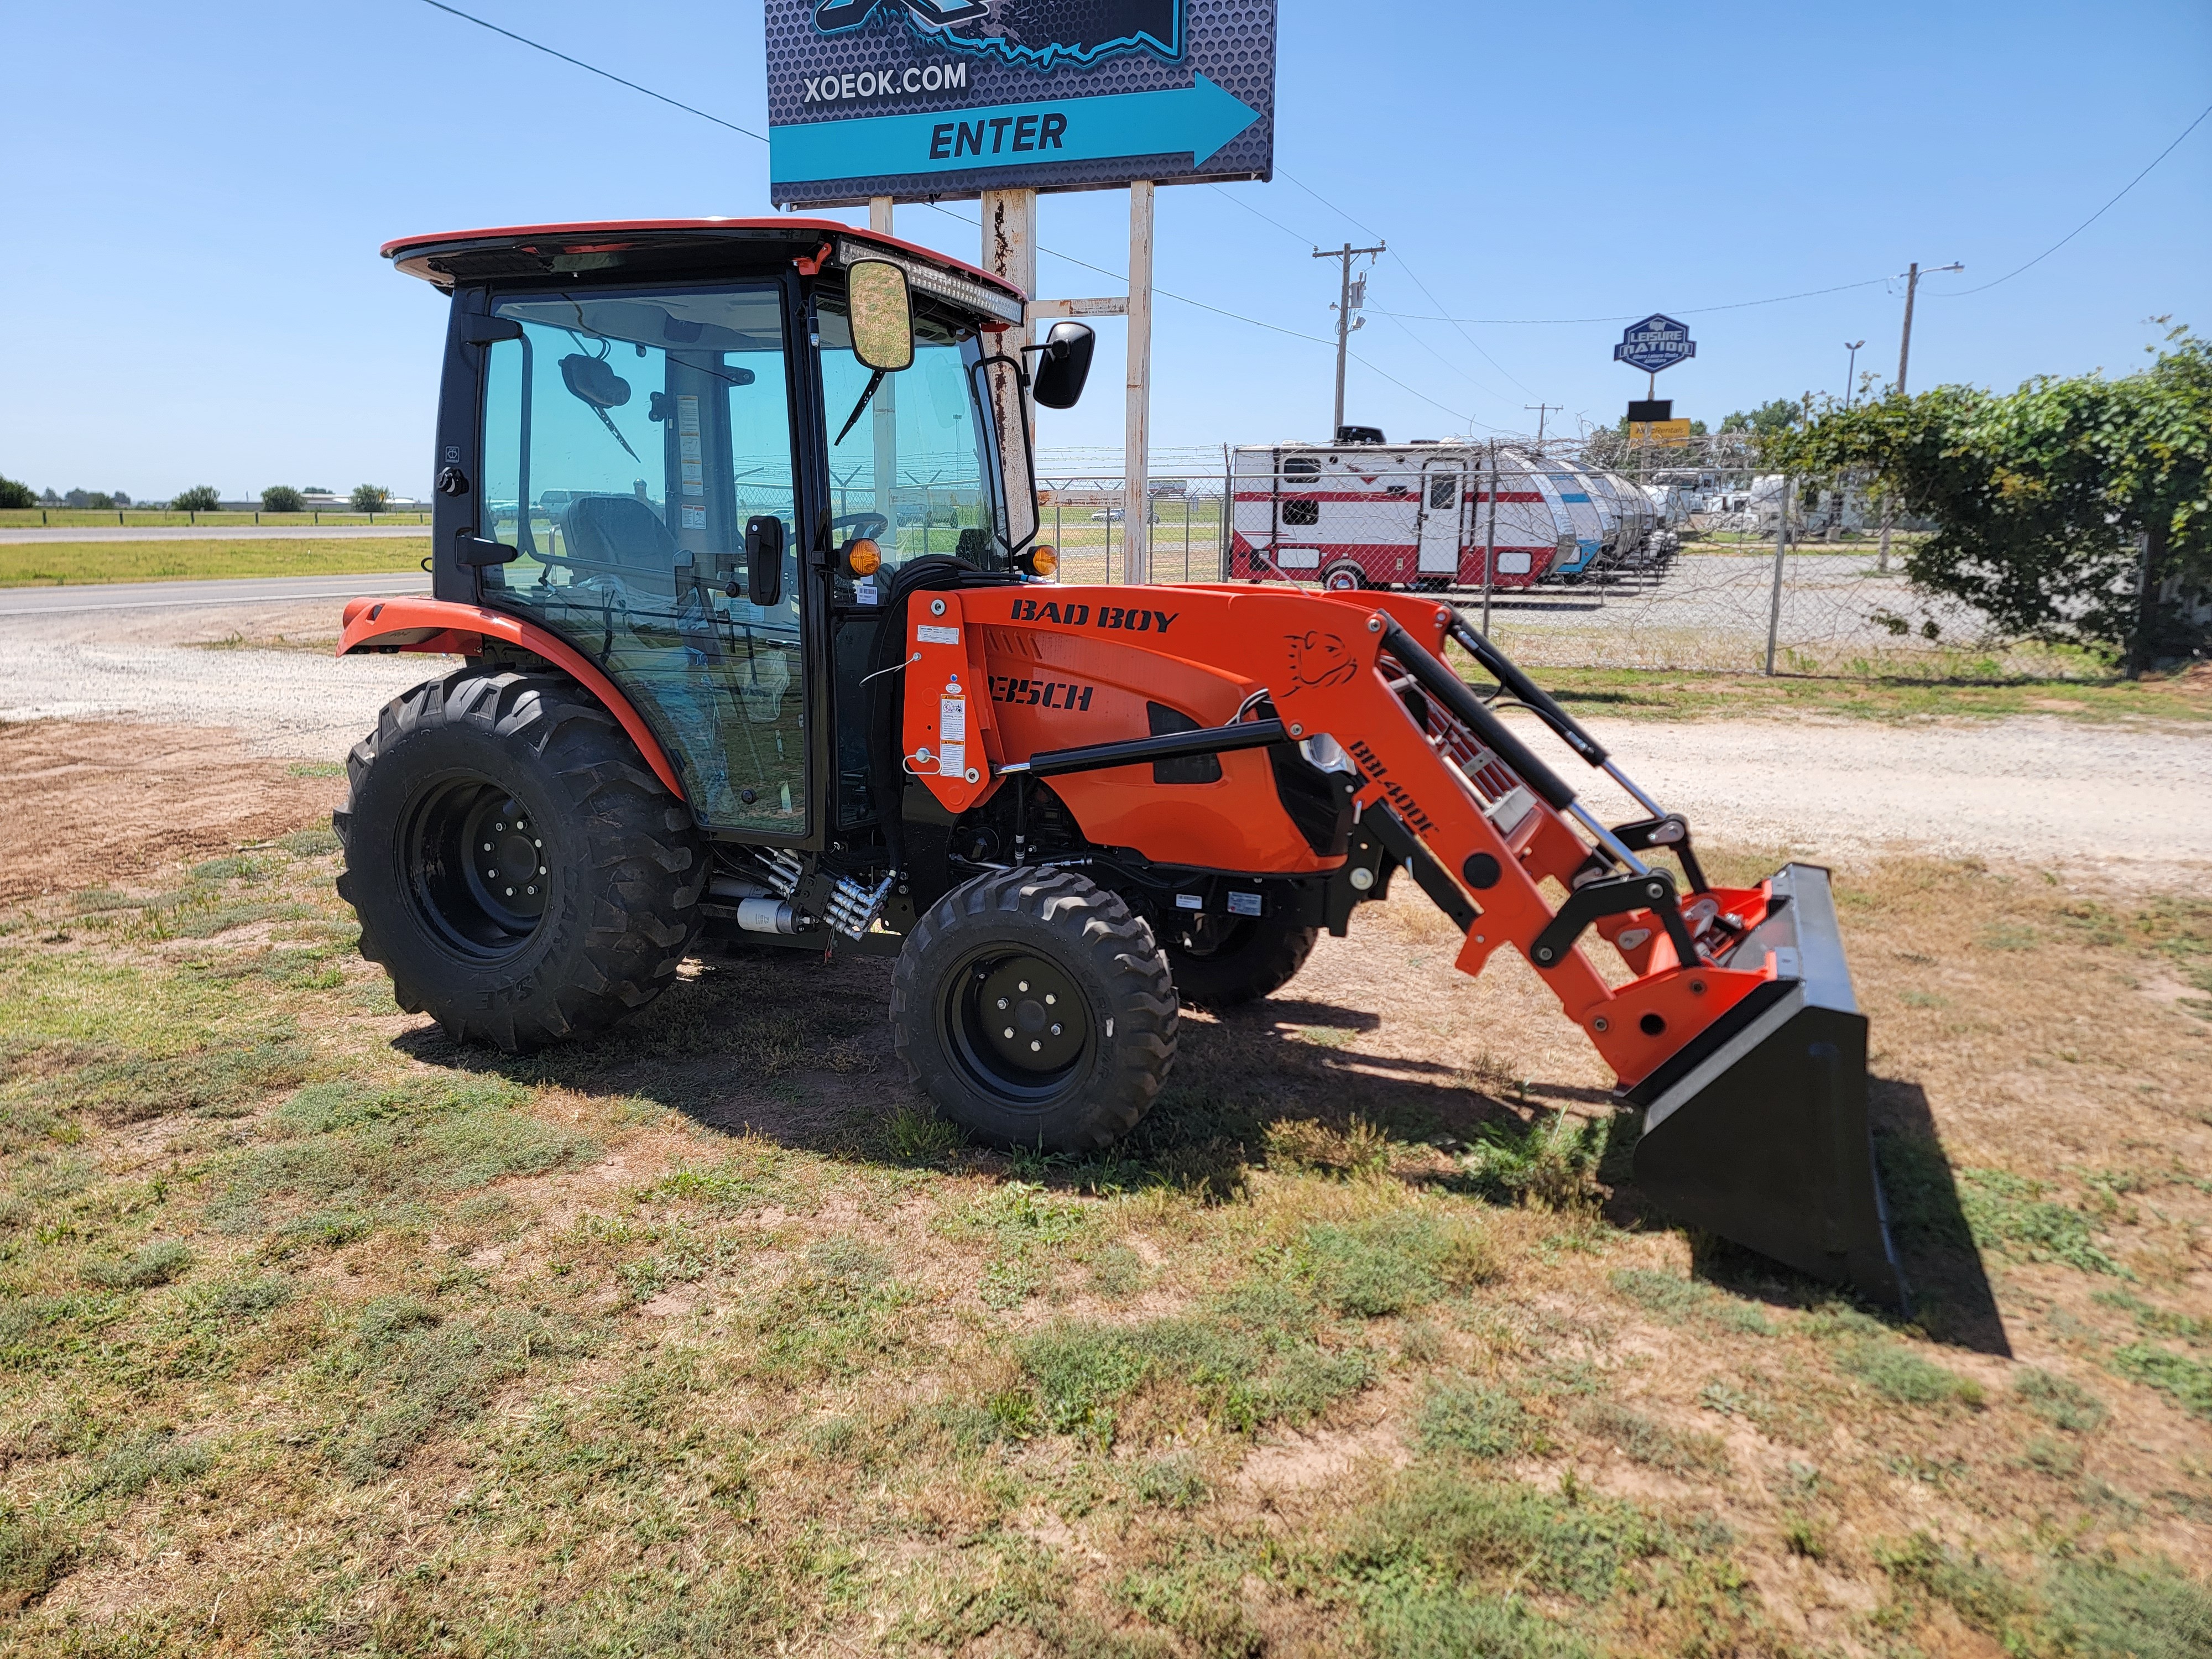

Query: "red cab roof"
left=380, top=216, right=1026, bottom=302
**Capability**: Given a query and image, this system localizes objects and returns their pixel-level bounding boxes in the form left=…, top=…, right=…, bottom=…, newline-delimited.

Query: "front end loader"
left=332, top=218, right=1905, bottom=1308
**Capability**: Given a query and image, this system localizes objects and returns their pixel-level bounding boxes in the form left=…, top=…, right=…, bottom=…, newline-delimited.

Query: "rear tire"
left=333, top=667, right=704, bottom=1051
left=891, top=868, right=1177, bottom=1152
left=1321, top=561, right=1366, bottom=593
left=1166, top=912, right=1319, bottom=1009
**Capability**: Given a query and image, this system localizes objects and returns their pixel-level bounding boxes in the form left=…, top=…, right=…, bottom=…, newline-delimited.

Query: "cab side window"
left=477, top=285, right=807, bottom=832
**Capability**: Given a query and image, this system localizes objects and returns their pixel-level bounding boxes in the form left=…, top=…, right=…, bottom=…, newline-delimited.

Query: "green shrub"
left=259, top=484, right=305, bottom=513
left=1460, top=1110, right=1610, bottom=1210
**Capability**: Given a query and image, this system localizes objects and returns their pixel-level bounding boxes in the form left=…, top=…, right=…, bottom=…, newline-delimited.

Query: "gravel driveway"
left=3, top=587, right=2205, bottom=883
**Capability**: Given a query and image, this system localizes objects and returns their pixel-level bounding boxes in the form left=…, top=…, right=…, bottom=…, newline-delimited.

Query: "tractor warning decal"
left=1286, top=629, right=1356, bottom=690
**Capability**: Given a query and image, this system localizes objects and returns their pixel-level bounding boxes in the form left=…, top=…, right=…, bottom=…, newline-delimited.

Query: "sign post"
left=1614, top=313, right=1696, bottom=431
left=766, top=2, right=1277, bottom=587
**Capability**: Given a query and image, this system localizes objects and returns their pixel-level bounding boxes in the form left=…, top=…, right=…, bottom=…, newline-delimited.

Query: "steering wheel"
left=832, top=512, right=889, bottom=542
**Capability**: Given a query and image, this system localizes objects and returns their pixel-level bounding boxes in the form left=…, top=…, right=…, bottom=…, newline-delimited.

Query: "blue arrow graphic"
left=771, top=74, right=1260, bottom=185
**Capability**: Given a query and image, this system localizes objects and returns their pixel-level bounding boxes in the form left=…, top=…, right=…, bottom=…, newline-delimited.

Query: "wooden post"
left=1124, top=181, right=1155, bottom=586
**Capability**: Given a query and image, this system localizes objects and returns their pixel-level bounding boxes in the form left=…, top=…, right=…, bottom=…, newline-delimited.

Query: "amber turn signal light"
left=1021, top=543, right=1058, bottom=579
left=844, top=537, right=882, bottom=578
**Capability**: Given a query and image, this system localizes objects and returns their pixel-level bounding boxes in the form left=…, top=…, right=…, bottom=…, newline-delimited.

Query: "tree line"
left=0, top=480, right=400, bottom=514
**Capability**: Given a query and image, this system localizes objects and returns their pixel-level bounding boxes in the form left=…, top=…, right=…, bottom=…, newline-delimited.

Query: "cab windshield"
left=815, top=288, right=1010, bottom=578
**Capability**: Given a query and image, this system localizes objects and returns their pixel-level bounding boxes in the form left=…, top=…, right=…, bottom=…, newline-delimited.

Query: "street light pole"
left=1843, top=340, right=1865, bottom=409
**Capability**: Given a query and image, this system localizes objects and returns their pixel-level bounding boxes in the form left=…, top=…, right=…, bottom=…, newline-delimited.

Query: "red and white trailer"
left=1227, top=441, right=1578, bottom=592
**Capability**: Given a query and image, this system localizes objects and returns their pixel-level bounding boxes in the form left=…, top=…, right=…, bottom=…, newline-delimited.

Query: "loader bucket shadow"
left=1866, top=1079, right=2011, bottom=1355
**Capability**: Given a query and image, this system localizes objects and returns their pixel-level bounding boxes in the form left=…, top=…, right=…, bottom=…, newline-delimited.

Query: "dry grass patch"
left=1, top=750, right=2209, bottom=1652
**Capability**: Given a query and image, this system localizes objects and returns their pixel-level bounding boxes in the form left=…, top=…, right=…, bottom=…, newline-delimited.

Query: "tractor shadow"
left=393, top=948, right=2001, bottom=1340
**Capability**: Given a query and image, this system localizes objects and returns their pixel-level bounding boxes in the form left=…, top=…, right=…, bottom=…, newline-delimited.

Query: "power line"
left=1280, top=169, right=1544, bottom=400
left=1370, top=275, right=1898, bottom=327
left=418, top=1, right=768, bottom=142
left=1934, top=100, right=2212, bottom=297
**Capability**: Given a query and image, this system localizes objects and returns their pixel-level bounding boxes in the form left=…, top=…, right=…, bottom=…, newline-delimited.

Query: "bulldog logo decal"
left=1286, top=629, right=1357, bottom=691
left=813, top=0, right=1183, bottom=70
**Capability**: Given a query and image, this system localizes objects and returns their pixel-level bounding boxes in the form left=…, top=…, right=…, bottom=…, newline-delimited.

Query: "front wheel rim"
left=403, top=775, right=549, bottom=960
left=943, top=947, right=1093, bottom=1104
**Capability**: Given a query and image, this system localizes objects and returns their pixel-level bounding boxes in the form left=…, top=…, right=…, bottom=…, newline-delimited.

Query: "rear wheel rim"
left=943, top=946, right=1093, bottom=1105
left=1323, top=566, right=1361, bottom=592
left=404, top=775, right=548, bottom=960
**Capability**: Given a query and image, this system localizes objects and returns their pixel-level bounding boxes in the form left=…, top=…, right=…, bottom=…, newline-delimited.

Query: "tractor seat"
left=559, top=495, right=678, bottom=593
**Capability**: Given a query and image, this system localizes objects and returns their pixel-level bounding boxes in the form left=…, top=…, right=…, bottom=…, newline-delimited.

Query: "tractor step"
left=1628, top=864, right=1908, bottom=1308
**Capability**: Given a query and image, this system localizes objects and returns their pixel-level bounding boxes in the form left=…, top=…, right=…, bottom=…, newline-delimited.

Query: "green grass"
left=1837, top=1339, right=1985, bottom=1408
left=1418, top=1380, right=1538, bottom=1459
left=1465, top=660, right=2211, bottom=725
left=4, top=828, right=2210, bottom=1652
left=0, top=536, right=430, bottom=587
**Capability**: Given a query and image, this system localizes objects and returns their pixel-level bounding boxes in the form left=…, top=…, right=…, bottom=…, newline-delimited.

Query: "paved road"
left=0, top=571, right=432, bottom=617
left=0, top=524, right=427, bottom=544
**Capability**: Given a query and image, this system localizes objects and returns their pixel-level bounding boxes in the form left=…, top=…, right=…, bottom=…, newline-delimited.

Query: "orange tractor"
left=335, top=219, right=1905, bottom=1307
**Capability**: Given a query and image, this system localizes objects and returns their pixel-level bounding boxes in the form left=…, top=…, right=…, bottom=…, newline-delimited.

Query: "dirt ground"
left=0, top=721, right=346, bottom=904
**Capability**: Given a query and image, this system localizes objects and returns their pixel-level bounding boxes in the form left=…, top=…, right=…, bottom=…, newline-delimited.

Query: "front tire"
left=1321, top=561, right=1366, bottom=593
left=891, top=868, right=1177, bottom=1152
left=1166, top=912, right=1319, bottom=1009
left=333, top=667, right=703, bottom=1051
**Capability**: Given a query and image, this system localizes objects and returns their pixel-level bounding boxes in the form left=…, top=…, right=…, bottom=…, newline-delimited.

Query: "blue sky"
left=4, top=1, right=2208, bottom=498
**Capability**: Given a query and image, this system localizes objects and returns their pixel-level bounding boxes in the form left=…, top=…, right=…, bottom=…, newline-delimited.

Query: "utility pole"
left=1879, top=260, right=1963, bottom=570
left=1523, top=404, right=1561, bottom=450
left=1313, top=241, right=1385, bottom=437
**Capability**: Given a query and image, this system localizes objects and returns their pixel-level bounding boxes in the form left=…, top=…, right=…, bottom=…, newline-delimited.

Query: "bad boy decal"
left=813, top=0, right=1183, bottom=70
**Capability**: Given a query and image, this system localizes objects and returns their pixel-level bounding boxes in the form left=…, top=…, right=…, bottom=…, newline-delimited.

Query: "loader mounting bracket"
left=1608, top=814, right=1710, bottom=895
left=1362, top=804, right=1478, bottom=932
left=1531, top=870, right=1699, bottom=971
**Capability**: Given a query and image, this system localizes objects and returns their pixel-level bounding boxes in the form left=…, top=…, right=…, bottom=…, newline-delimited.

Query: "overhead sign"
left=1629, top=420, right=1694, bottom=447
left=766, top=0, right=1275, bottom=208
left=1614, top=314, right=1697, bottom=375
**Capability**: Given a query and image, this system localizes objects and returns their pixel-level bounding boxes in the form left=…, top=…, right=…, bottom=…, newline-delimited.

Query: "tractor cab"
left=379, top=218, right=1089, bottom=846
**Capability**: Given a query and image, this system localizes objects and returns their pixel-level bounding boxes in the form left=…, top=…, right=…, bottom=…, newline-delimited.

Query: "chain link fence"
left=1052, top=437, right=2072, bottom=681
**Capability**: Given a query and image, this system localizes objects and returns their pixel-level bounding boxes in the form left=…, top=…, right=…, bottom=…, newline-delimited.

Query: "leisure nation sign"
left=766, top=0, right=1276, bottom=207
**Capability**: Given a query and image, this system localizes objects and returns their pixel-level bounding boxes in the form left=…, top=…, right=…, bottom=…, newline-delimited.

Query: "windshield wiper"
left=833, top=368, right=887, bottom=446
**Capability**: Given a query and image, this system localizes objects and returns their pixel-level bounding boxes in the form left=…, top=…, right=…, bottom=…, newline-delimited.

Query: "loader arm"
left=899, top=583, right=1907, bottom=1306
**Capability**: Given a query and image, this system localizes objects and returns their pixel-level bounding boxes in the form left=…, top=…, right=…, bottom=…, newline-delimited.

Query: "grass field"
left=0, top=540, right=432, bottom=588
left=1, top=798, right=2208, bottom=1653
left=0, top=512, right=430, bottom=531
left=1512, top=660, right=2212, bottom=726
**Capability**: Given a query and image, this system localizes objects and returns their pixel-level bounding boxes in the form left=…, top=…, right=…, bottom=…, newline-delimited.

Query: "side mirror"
left=846, top=259, right=915, bottom=373
left=745, top=515, right=785, bottom=609
left=1030, top=321, right=1094, bottom=410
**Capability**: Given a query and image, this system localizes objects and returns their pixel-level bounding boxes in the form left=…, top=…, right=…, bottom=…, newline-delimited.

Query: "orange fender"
left=336, top=596, right=685, bottom=800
